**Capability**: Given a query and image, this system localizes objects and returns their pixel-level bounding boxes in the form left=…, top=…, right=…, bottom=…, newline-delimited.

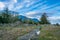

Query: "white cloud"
left=38, top=5, right=47, bottom=10
left=12, top=0, right=17, bottom=3
left=26, top=11, right=37, bottom=16
left=14, top=0, right=17, bottom=3
left=48, top=6, right=60, bottom=11
left=48, top=16, right=60, bottom=20
left=31, top=1, right=47, bottom=8
left=16, top=5, right=23, bottom=9
left=24, top=0, right=30, bottom=3
left=26, top=2, right=33, bottom=7
left=7, top=0, right=17, bottom=10
left=25, top=11, right=37, bottom=18
left=8, top=4, right=14, bottom=10
left=25, top=0, right=42, bottom=7
left=40, top=3, right=60, bottom=10
left=13, top=4, right=24, bottom=11
left=48, top=16, right=60, bottom=24
left=37, top=6, right=60, bottom=15
left=37, top=3, right=60, bottom=14
left=24, top=11, right=40, bottom=20
left=25, top=1, right=47, bottom=11
left=0, top=2, right=5, bottom=10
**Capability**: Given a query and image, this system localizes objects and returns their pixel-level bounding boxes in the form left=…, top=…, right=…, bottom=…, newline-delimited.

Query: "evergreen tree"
left=56, top=23, right=59, bottom=26
left=1, top=7, right=11, bottom=23
left=0, top=7, right=19, bottom=23
left=40, top=13, right=50, bottom=24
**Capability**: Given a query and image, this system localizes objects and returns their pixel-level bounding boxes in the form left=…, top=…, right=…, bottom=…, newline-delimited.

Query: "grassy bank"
left=0, top=25, right=60, bottom=40
left=38, top=25, right=60, bottom=40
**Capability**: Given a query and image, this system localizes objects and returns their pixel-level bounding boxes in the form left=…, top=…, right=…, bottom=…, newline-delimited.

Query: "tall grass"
left=0, top=25, right=60, bottom=40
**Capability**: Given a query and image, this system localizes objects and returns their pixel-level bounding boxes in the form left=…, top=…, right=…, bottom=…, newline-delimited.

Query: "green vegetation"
left=40, top=13, right=50, bottom=24
left=38, top=25, right=60, bottom=40
left=0, top=25, right=37, bottom=40
left=0, top=7, right=60, bottom=40
left=0, top=7, right=51, bottom=24
left=0, top=7, right=19, bottom=24
left=0, top=25, right=60, bottom=40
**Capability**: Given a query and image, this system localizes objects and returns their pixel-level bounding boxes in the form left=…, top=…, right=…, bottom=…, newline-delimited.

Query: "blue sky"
left=0, top=0, right=60, bottom=24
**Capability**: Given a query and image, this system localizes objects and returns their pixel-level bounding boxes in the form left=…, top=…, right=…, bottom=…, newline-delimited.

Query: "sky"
left=0, top=0, right=60, bottom=24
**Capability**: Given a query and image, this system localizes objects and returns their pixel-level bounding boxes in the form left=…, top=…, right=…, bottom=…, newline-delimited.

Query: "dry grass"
left=0, top=25, right=60, bottom=40
left=0, top=25, right=37, bottom=40
left=38, top=25, right=60, bottom=40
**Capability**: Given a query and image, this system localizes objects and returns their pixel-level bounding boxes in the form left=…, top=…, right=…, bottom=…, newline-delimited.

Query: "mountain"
left=18, top=15, right=29, bottom=21
left=31, top=18, right=39, bottom=23
left=18, top=15, right=39, bottom=23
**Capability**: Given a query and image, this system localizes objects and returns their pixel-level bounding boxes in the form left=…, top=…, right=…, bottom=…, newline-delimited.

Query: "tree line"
left=0, top=8, right=50, bottom=24
left=0, top=8, right=19, bottom=24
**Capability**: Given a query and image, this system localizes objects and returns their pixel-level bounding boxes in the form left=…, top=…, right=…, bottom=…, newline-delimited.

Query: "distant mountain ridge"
left=18, top=15, right=39, bottom=23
